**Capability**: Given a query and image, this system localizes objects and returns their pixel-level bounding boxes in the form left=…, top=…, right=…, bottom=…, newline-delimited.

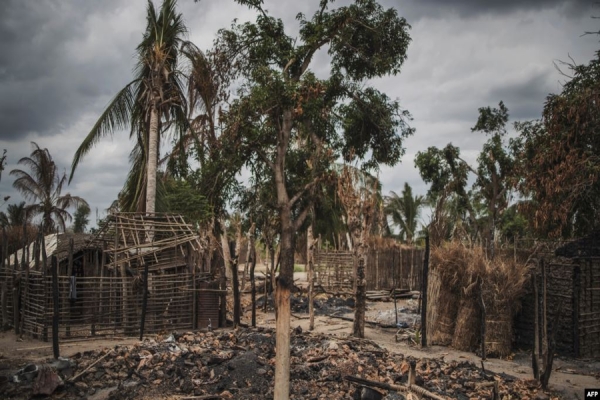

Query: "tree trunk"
left=229, top=241, right=241, bottom=327
left=353, top=242, right=366, bottom=338
left=145, top=105, right=159, bottom=215
left=274, top=205, right=294, bottom=400
left=221, top=223, right=232, bottom=280
left=307, top=224, right=315, bottom=331
left=249, top=227, right=257, bottom=327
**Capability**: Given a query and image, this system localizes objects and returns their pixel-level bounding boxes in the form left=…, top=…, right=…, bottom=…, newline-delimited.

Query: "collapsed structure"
left=0, top=213, right=221, bottom=340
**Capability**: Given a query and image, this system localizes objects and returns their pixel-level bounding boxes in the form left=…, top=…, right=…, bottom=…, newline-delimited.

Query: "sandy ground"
left=1, top=270, right=598, bottom=399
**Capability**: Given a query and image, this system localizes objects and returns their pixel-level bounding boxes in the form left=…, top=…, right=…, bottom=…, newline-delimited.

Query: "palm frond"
left=70, top=82, right=138, bottom=182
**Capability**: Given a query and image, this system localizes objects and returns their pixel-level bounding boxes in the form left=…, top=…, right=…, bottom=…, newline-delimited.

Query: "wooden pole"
left=98, top=243, right=105, bottom=327
left=307, top=225, right=315, bottom=331
left=51, top=255, right=60, bottom=359
left=541, top=258, right=548, bottom=370
left=480, top=280, right=487, bottom=360
left=1, top=227, right=7, bottom=329
left=19, top=237, right=35, bottom=337
left=392, top=249, right=398, bottom=326
left=14, top=234, right=22, bottom=334
left=139, top=261, right=149, bottom=340
left=532, top=269, right=540, bottom=380
left=67, top=237, right=74, bottom=337
left=573, top=265, right=581, bottom=358
left=353, top=246, right=366, bottom=338
left=420, top=235, right=429, bottom=347
left=250, top=247, right=257, bottom=327
left=41, top=233, right=48, bottom=342
left=230, top=241, right=241, bottom=327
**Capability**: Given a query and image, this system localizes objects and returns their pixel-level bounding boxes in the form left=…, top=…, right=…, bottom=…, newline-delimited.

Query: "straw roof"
left=5, top=233, right=97, bottom=270
left=555, top=230, right=600, bottom=258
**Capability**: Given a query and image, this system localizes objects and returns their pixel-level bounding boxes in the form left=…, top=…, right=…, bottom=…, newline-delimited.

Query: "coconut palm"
left=70, top=0, right=189, bottom=214
left=0, top=201, right=29, bottom=227
left=10, top=142, right=88, bottom=234
left=384, top=183, right=425, bottom=244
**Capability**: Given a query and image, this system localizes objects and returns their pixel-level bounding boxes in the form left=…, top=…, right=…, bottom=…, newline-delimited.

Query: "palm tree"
left=0, top=201, right=28, bottom=227
left=11, top=142, right=88, bottom=234
left=70, top=0, right=189, bottom=214
left=384, top=182, right=425, bottom=244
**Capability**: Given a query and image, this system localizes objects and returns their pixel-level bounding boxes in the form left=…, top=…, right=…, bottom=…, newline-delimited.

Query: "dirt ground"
left=1, top=271, right=598, bottom=399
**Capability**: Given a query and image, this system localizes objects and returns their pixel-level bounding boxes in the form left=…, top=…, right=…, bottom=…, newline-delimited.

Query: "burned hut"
left=314, top=245, right=424, bottom=292
left=0, top=213, right=221, bottom=340
left=1, top=232, right=101, bottom=339
left=514, top=233, right=600, bottom=359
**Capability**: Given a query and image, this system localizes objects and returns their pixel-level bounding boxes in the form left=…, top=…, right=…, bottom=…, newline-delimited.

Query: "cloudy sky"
left=0, top=0, right=598, bottom=228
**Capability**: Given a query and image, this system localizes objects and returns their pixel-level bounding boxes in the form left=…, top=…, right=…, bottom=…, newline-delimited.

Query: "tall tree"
left=214, top=1, right=413, bottom=397
left=0, top=202, right=28, bottom=228
left=72, top=204, right=91, bottom=233
left=70, top=0, right=189, bottom=214
left=415, top=102, right=516, bottom=250
left=11, top=142, right=88, bottom=234
left=384, top=183, right=425, bottom=244
left=513, top=53, right=600, bottom=237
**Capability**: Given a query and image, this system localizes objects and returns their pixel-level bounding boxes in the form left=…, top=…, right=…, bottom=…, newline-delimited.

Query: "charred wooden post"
left=541, top=300, right=563, bottom=390
left=353, top=254, right=366, bottom=338
left=250, top=247, right=257, bottom=327
left=307, top=224, right=315, bottom=331
left=67, top=237, right=74, bottom=337
left=246, top=223, right=257, bottom=327
left=573, top=265, right=580, bottom=358
left=51, top=255, right=59, bottom=359
left=1, top=228, right=7, bottom=329
left=480, top=280, right=487, bottom=360
left=41, top=233, right=48, bottom=341
left=421, top=235, right=429, bottom=347
left=139, top=261, right=149, bottom=340
left=230, top=241, right=241, bottom=327
left=541, top=258, right=548, bottom=371
left=532, top=270, right=540, bottom=380
left=98, top=243, right=105, bottom=331
left=13, top=239, right=21, bottom=334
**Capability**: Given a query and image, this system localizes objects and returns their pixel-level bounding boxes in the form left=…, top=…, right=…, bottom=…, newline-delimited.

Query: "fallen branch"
left=291, top=313, right=309, bottom=320
left=69, top=349, right=113, bottom=383
left=344, top=375, right=448, bottom=400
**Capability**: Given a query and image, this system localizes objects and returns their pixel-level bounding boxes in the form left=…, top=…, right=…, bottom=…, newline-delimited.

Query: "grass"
left=293, top=264, right=305, bottom=272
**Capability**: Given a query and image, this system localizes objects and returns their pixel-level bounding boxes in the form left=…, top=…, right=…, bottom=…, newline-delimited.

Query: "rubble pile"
left=0, top=327, right=556, bottom=399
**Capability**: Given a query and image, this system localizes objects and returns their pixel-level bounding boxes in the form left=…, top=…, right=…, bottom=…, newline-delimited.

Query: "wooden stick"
left=69, top=349, right=113, bottom=382
left=51, top=255, right=60, bottom=359
left=344, top=375, right=448, bottom=400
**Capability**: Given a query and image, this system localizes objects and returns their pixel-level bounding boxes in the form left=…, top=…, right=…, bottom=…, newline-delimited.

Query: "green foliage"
left=0, top=149, right=6, bottom=181
left=215, top=0, right=414, bottom=233
left=513, top=53, right=600, bottom=237
left=11, top=142, right=88, bottom=233
left=416, top=102, right=518, bottom=244
left=163, top=177, right=211, bottom=226
left=0, top=202, right=29, bottom=228
left=72, top=204, right=91, bottom=233
left=71, top=0, right=189, bottom=212
left=384, top=183, right=425, bottom=244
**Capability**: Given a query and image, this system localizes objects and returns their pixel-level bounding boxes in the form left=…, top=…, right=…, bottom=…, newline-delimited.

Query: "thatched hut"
left=0, top=213, right=221, bottom=340
left=514, top=233, right=600, bottom=359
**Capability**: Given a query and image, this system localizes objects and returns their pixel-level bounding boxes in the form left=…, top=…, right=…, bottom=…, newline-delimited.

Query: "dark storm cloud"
left=0, top=0, right=139, bottom=141
left=486, top=71, right=554, bottom=121
left=385, top=0, right=595, bottom=21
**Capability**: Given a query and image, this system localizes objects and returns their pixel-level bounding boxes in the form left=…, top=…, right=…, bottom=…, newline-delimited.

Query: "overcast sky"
left=0, top=0, right=598, bottom=228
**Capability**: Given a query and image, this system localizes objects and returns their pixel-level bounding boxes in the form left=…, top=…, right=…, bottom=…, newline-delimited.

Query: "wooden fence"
left=0, top=266, right=216, bottom=340
left=314, top=247, right=424, bottom=292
